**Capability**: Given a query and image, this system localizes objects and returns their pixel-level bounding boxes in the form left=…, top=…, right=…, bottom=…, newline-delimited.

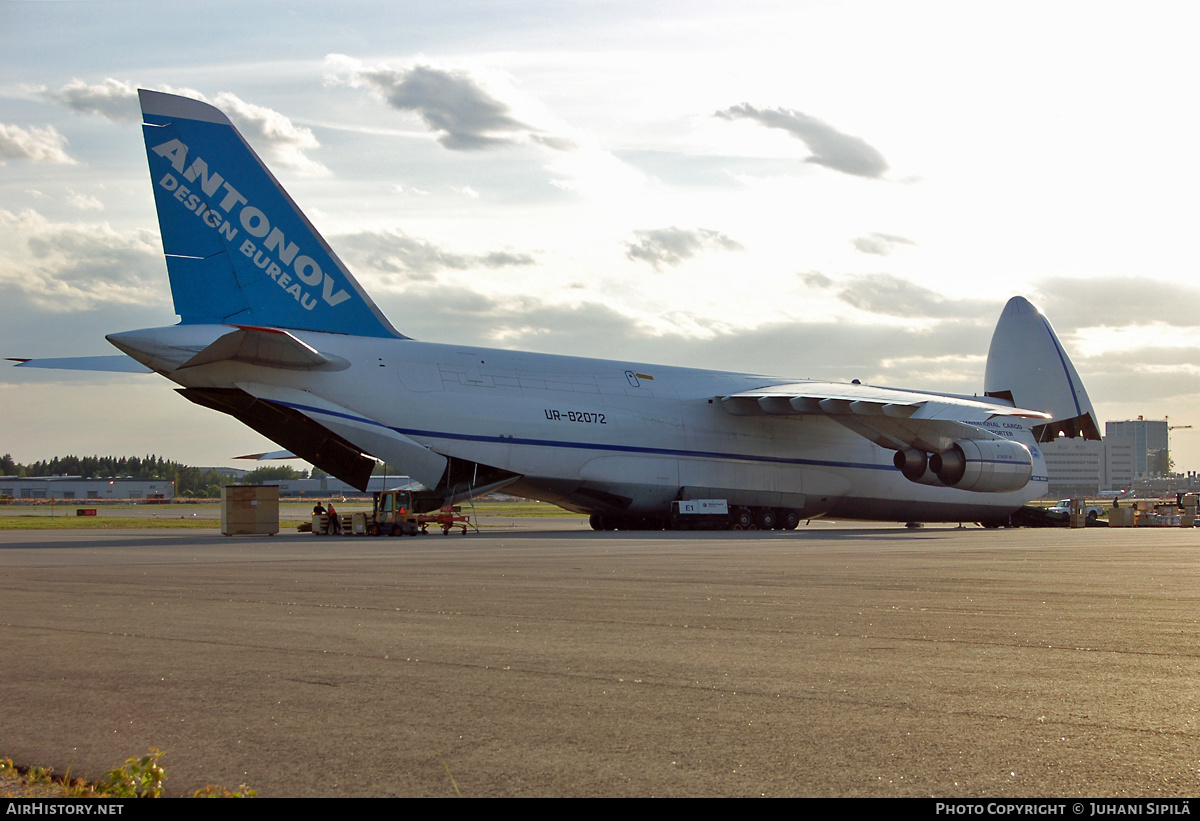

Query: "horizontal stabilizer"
left=8, top=356, right=152, bottom=373
left=177, top=326, right=346, bottom=371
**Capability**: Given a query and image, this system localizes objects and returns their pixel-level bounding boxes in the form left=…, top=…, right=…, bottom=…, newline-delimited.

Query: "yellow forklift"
left=366, top=489, right=473, bottom=536
left=313, top=489, right=472, bottom=536
left=365, top=489, right=422, bottom=536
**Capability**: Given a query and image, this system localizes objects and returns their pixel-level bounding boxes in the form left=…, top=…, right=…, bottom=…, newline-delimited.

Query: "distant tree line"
left=0, top=453, right=312, bottom=498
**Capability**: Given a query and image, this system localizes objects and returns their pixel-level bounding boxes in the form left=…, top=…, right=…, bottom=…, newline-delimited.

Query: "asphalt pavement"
left=1, top=522, right=1197, bottom=797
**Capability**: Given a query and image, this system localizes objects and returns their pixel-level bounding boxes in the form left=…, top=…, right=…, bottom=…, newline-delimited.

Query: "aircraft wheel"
left=755, top=508, right=777, bottom=530
left=589, top=514, right=604, bottom=531
left=780, top=509, right=801, bottom=530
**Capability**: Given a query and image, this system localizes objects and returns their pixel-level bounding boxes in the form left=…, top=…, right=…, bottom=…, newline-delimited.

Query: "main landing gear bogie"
left=729, top=506, right=799, bottom=531
left=589, top=507, right=802, bottom=532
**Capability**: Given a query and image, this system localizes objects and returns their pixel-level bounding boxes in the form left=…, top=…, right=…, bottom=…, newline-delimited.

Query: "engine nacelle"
left=928, top=439, right=1033, bottom=493
left=893, top=448, right=944, bottom=486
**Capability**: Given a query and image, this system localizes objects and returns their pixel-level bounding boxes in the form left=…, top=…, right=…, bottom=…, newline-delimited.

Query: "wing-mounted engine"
left=893, top=448, right=942, bottom=486
left=927, top=439, right=1033, bottom=493
left=894, top=438, right=1034, bottom=493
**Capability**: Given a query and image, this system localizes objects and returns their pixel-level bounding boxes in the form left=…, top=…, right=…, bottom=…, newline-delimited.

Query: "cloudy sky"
left=4, top=0, right=1200, bottom=472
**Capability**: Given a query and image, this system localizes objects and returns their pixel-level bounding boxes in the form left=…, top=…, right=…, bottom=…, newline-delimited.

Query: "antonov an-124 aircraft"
left=14, top=90, right=1102, bottom=529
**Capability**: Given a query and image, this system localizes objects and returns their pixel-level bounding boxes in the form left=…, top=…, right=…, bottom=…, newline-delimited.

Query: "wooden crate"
left=220, top=485, right=280, bottom=536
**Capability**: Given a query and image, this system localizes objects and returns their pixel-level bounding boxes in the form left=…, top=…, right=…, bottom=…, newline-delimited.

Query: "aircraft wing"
left=720, top=381, right=1051, bottom=453
left=8, top=356, right=152, bottom=373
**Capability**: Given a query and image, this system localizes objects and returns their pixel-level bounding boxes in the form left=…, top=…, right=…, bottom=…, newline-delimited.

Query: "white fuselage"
left=113, top=324, right=1049, bottom=522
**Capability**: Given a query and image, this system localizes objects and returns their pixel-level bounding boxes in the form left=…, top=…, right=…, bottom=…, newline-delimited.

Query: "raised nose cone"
left=984, top=296, right=1100, bottom=440
left=998, top=295, right=1038, bottom=319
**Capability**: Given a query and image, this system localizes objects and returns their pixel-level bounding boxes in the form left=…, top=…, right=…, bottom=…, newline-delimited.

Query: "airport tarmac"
left=1, top=522, right=1197, bottom=797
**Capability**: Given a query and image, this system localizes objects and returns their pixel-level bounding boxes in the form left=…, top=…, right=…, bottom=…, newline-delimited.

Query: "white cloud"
left=716, top=104, right=889, bottom=179
left=213, top=92, right=331, bottom=177
left=1033, top=276, right=1200, bottom=332
left=1069, top=324, right=1200, bottom=357
left=66, top=190, right=104, bottom=211
left=325, top=54, right=641, bottom=197
left=37, top=78, right=141, bottom=122
left=35, top=79, right=330, bottom=177
left=326, top=55, right=566, bottom=152
left=625, top=227, right=744, bottom=271
left=0, top=209, right=167, bottom=311
left=335, top=228, right=535, bottom=284
left=806, top=272, right=997, bottom=320
left=0, top=122, right=76, bottom=165
left=851, top=232, right=914, bottom=256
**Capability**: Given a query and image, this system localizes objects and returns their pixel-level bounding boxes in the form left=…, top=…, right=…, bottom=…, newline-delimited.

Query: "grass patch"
left=1, top=750, right=256, bottom=798
left=0, top=498, right=585, bottom=530
left=470, top=500, right=583, bottom=518
left=0, top=515, right=220, bottom=530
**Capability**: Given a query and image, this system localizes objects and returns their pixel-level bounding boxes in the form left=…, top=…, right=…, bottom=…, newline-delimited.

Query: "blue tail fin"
left=139, top=89, right=402, bottom=338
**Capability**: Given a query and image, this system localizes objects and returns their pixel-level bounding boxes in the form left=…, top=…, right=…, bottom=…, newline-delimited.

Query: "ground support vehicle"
left=415, top=505, right=472, bottom=535
left=364, top=490, right=422, bottom=536
left=1046, top=498, right=1103, bottom=524
left=309, top=490, right=421, bottom=537
left=668, top=499, right=730, bottom=530
left=310, top=490, right=473, bottom=536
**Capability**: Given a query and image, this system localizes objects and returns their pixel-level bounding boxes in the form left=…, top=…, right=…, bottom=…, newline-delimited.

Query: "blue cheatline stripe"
left=1039, top=314, right=1083, bottom=417
left=273, top=399, right=1047, bottom=480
